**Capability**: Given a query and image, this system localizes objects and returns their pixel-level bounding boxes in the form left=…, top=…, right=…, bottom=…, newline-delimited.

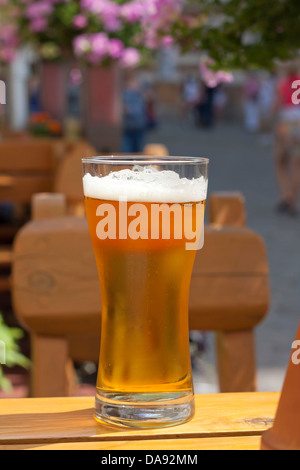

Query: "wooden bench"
left=0, top=139, right=59, bottom=205
left=143, top=143, right=169, bottom=156
left=0, top=392, right=278, bottom=450
left=0, top=139, right=56, bottom=291
left=0, top=138, right=96, bottom=292
left=0, top=247, right=12, bottom=292
left=11, top=192, right=270, bottom=397
left=53, top=146, right=169, bottom=217
left=0, top=138, right=95, bottom=207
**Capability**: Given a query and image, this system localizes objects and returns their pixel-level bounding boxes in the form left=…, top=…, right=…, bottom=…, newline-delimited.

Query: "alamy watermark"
left=0, top=82, right=6, bottom=360
left=291, top=340, right=300, bottom=365
left=292, top=80, right=300, bottom=105
left=0, top=82, right=6, bottom=363
left=0, top=80, right=6, bottom=105
left=95, top=199, right=205, bottom=250
left=0, top=340, right=5, bottom=365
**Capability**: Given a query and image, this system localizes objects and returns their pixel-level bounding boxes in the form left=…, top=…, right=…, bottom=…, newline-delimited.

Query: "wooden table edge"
left=0, top=392, right=279, bottom=447
left=0, top=435, right=263, bottom=451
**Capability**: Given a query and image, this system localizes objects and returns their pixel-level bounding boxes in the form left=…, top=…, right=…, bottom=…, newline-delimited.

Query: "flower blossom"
left=73, top=34, right=91, bottom=56
left=120, top=1, right=144, bottom=23
left=30, top=17, right=48, bottom=32
left=90, top=32, right=109, bottom=57
left=73, top=14, right=88, bottom=29
left=0, top=23, right=19, bottom=63
left=121, top=48, right=141, bottom=68
left=25, top=1, right=54, bottom=19
left=80, top=0, right=121, bottom=31
left=0, top=0, right=186, bottom=66
left=199, top=58, right=234, bottom=88
left=108, top=38, right=124, bottom=59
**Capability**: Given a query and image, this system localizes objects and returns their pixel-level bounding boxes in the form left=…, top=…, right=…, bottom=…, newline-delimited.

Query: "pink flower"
left=80, top=0, right=118, bottom=17
left=102, top=15, right=121, bottom=32
left=26, top=1, right=54, bottom=19
left=0, top=23, right=19, bottom=61
left=80, top=0, right=101, bottom=15
left=71, top=0, right=185, bottom=65
left=30, top=17, right=48, bottom=33
left=121, top=48, right=141, bottom=68
left=120, top=1, right=144, bottom=23
left=90, top=32, right=109, bottom=57
left=73, top=34, right=91, bottom=56
left=144, top=28, right=159, bottom=49
left=80, top=0, right=121, bottom=32
left=161, top=35, right=174, bottom=48
left=0, top=25, right=17, bottom=42
left=139, top=0, right=185, bottom=49
left=73, top=14, right=88, bottom=29
left=108, top=38, right=124, bottom=59
left=101, top=2, right=121, bottom=31
left=0, top=47, right=16, bottom=63
left=199, top=59, right=234, bottom=88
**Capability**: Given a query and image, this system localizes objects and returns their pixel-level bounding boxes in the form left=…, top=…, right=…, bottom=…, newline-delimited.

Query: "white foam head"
left=83, top=165, right=208, bottom=203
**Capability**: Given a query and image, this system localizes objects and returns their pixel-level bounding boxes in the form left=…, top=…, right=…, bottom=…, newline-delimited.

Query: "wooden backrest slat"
left=0, top=176, right=53, bottom=203
left=0, top=141, right=56, bottom=172
left=11, top=217, right=269, bottom=334
left=193, top=227, right=268, bottom=276
left=0, top=139, right=94, bottom=205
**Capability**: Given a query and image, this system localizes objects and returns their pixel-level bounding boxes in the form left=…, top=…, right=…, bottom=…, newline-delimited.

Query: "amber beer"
left=82, top=158, right=209, bottom=428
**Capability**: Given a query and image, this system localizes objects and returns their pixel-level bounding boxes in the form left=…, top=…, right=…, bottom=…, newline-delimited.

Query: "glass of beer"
left=82, top=156, right=209, bottom=428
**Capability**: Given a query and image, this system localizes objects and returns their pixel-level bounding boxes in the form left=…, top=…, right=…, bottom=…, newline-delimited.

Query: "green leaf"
left=5, top=350, right=31, bottom=369
left=0, top=367, right=12, bottom=393
left=0, top=313, right=31, bottom=391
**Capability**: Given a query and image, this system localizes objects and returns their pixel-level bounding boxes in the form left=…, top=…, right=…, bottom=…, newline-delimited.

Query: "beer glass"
left=82, top=156, right=209, bottom=428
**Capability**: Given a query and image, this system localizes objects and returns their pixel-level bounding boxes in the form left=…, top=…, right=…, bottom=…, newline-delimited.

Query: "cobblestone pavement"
left=146, top=117, right=300, bottom=393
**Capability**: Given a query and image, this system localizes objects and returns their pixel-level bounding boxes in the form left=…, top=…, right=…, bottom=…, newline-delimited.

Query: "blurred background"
left=0, top=0, right=300, bottom=399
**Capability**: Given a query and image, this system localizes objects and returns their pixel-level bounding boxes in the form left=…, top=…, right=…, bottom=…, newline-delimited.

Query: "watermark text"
left=95, top=199, right=205, bottom=250
left=291, top=340, right=300, bottom=365
left=0, top=340, right=5, bottom=365
left=0, top=80, right=6, bottom=105
left=292, top=80, right=300, bottom=105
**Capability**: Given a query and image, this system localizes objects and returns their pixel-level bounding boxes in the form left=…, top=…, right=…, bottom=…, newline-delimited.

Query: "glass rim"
left=82, top=155, right=209, bottom=166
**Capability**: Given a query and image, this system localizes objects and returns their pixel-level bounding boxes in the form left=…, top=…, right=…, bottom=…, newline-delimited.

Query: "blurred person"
left=122, top=75, right=147, bottom=153
left=65, top=67, right=83, bottom=140
left=0, top=76, right=13, bottom=222
left=28, top=68, right=42, bottom=115
left=273, top=65, right=300, bottom=217
left=68, top=67, right=82, bottom=118
left=195, top=83, right=216, bottom=128
left=182, top=75, right=201, bottom=122
left=258, top=72, right=277, bottom=138
left=213, top=84, right=228, bottom=123
left=243, top=71, right=260, bottom=133
left=144, top=82, right=158, bottom=131
left=0, top=100, right=4, bottom=139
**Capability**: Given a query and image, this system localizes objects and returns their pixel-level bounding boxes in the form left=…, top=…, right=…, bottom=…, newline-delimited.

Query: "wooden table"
left=0, top=392, right=279, bottom=450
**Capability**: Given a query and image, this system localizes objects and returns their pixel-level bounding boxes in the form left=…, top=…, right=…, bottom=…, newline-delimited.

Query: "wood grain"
left=209, top=191, right=247, bottom=228
left=0, top=393, right=278, bottom=446
left=11, top=194, right=270, bottom=396
left=0, top=176, right=53, bottom=203
left=0, top=140, right=55, bottom=172
left=0, top=249, right=12, bottom=266
left=12, top=221, right=269, bottom=334
left=0, top=435, right=262, bottom=450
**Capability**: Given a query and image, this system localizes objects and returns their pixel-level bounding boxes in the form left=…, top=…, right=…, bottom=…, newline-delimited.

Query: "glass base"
left=94, top=389, right=195, bottom=429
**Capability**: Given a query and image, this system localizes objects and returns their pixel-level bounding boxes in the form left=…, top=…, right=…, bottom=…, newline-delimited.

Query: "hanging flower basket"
left=0, top=1, right=186, bottom=148
left=1, top=0, right=184, bottom=67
